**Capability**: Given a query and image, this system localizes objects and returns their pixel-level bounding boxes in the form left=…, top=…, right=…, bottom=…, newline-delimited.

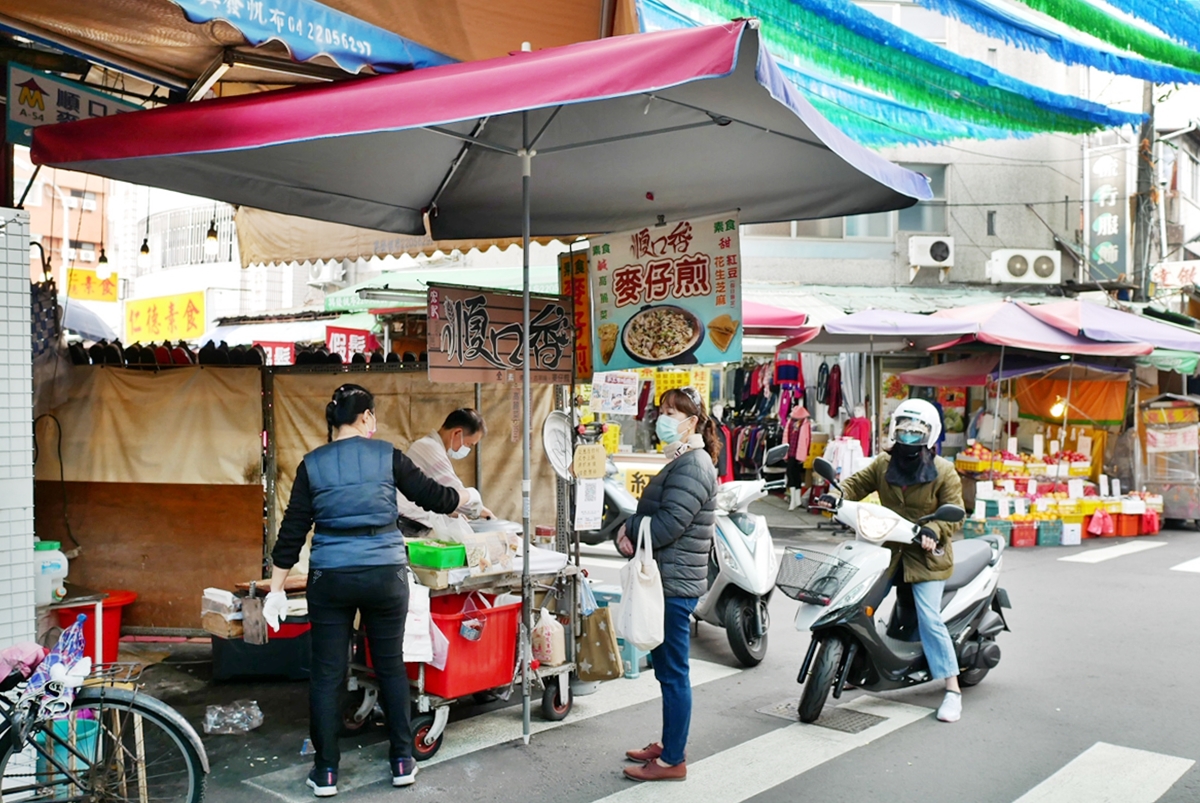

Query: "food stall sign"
left=590, top=212, right=742, bottom=371
left=67, top=268, right=119, bottom=303
left=125, top=291, right=205, bottom=344
left=1146, top=424, right=1199, bottom=453
left=426, top=283, right=573, bottom=384
left=254, top=341, right=295, bottom=366
left=7, top=62, right=137, bottom=147
left=559, top=250, right=593, bottom=382
left=326, top=327, right=379, bottom=362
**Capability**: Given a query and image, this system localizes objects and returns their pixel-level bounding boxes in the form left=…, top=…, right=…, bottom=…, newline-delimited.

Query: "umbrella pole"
left=991, top=345, right=1006, bottom=457
left=520, top=111, right=533, bottom=745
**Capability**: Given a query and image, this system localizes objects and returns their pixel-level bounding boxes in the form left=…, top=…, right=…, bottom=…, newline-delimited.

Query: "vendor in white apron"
left=397, top=408, right=493, bottom=536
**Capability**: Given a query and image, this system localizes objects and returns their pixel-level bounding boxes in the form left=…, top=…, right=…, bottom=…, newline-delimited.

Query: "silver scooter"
left=693, top=478, right=785, bottom=667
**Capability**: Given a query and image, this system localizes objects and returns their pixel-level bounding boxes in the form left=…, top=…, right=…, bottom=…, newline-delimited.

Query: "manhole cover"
left=756, top=699, right=887, bottom=734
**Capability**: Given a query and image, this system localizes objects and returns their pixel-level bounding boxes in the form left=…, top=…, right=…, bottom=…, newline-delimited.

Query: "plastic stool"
left=617, top=638, right=651, bottom=679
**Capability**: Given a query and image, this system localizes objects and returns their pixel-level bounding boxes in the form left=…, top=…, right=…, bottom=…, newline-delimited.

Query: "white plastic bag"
left=615, top=518, right=664, bottom=651
left=429, top=622, right=450, bottom=671
left=402, top=572, right=433, bottom=663
left=532, top=607, right=566, bottom=666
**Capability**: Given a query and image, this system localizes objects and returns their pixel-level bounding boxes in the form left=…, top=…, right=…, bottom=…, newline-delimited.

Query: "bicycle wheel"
left=0, top=685, right=207, bottom=803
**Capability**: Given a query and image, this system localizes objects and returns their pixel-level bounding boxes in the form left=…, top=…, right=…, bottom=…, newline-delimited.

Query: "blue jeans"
left=650, top=596, right=697, bottom=766
left=910, top=580, right=959, bottom=680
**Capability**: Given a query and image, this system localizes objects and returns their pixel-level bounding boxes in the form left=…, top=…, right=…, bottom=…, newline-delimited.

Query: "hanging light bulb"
left=204, top=217, right=219, bottom=258
left=95, top=247, right=111, bottom=280
left=1049, top=397, right=1066, bottom=419
left=137, top=237, right=151, bottom=269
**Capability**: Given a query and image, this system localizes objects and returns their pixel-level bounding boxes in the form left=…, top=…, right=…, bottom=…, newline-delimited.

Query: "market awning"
left=32, top=21, right=932, bottom=239
left=824, top=308, right=980, bottom=338
left=897, top=354, right=1130, bottom=386
left=930, top=301, right=1153, bottom=357
left=742, top=301, right=808, bottom=337
left=234, top=207, right=567, bottom=265
left=1137, top=349, right=1200, bottom=376
left=323, top=264, right=563, bottom=313
left=1020, top=299, right=1200, bottom=353
left=205, top=311, right=377, bottom=345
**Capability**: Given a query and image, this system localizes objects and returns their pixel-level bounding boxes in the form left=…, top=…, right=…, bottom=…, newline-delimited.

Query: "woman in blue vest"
left=265, top=384, right=466, bottom=797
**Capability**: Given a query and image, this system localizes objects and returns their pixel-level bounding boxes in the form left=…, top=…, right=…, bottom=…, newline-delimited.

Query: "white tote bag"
left=402, top=571, right=434, bottom=663
left=615, top=518, right=665, bottom=651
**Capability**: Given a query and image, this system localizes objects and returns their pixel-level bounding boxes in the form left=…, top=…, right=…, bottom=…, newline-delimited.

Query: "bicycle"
left=0, top=616, right=209, bottom=802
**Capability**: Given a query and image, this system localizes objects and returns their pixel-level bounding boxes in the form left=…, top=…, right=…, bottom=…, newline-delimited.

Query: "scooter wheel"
left=959, top=667, right=989, bottom=687
left=724, top=598, right=768, bottom=667
left=798, top=638, right=843, bottom=723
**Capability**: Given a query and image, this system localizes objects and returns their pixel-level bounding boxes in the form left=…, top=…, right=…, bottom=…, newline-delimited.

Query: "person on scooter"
left=616, top=386, right=720, bottom=781
left=823, top=398, right=966, bottom=723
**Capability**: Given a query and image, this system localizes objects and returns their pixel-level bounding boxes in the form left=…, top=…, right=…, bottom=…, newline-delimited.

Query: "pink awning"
left=1020, top=300, right=1200, bottom=352
left=930, top=301, right=1153, bottom=356
left=743, top=301, right=807, bottom=336
left=896, top=355, right=999, bottom=387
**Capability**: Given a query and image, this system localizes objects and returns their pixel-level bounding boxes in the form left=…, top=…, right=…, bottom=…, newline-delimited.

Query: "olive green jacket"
left=838, top=453, right=964, bottom=583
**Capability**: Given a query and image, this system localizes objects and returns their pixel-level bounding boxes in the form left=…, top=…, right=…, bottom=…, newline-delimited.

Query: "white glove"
left=458, top=487, right=483, bottom=519
left=262, top=591, right=289, bottom=632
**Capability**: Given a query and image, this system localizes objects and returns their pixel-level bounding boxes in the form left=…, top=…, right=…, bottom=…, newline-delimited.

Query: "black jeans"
left=307, top=564, right=411, bottom=769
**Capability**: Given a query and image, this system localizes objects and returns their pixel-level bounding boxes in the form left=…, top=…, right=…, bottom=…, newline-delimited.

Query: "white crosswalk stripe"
left=1058, top=540, right=1166, bottom=564
left=590, top=695, right=931, bottom=803
left=1012, top=742, right=1194, bottom=803
left=1169, top=556, right=1200, bottom=573
left=241, top=659, right=741, bottom=802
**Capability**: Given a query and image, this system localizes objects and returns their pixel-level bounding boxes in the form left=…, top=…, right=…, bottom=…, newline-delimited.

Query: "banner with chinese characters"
left=125, top=291, right=205, bottom=344
left=1085, top=146, right=1129, bottom=282
left=7, top=63, right=137, bottom=147
left=1151, top=260, right=1200, bottom=292
left=326, top=327, right=379, bottom=362
left=67, top=268, right=118, bottom=303
left=426, top=283, right=573, bottom=384
left=653, top=368, right=712, bottom=405
left=590, top=212, right=741, bottom=371
left=254, top=341, right=296, bottom=366
left=558, top=249, right=593, bottom=382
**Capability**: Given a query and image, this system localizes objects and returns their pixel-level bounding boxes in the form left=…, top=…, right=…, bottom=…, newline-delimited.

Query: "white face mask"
left=448, top=431, right=471, bottom=460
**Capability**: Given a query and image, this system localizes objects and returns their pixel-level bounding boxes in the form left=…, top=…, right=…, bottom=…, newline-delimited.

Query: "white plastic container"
left=34, top=541, right=68, bottom=606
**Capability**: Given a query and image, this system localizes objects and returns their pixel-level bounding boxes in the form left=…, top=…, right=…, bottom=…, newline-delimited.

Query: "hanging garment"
left=717, top=424, right=735, bottom=483
left=815, top=362, right=829, bottom=404
left=825, top=364, right=843, bottom=417
left=843, top=416, right=872, bottom=458
left=636, top=380, right=652, bottom=420
left=786, top=415, right=812, bottom=463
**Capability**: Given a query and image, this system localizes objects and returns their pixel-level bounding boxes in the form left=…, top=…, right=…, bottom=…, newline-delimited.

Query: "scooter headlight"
left=717, top=536, right=739, bottom=574
left=857, top=507, right=900, bottom=544
left=813, top=578, right=872, bottom=627
left=715, top=486, right=742, bottom=512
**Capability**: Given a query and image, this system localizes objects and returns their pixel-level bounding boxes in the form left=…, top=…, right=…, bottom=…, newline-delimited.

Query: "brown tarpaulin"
left=235, top=207, right=562, bottom=265
left=1014, top=376, right=1130, bottom=428
left=270, top=371, right=558, bottom=566
left=34, top=366, right=264, bottom=485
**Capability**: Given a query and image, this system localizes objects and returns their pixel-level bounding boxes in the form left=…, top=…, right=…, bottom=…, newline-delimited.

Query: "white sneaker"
left=936, top=691, right=962, bottom=723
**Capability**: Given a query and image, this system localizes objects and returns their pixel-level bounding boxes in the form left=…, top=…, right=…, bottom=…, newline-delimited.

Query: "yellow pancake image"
left=598, top=323, right=619, bottom=365
left=707, top=314, right=740, bottom=352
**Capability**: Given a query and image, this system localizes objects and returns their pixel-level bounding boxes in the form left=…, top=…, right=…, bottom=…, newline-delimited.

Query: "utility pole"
left=1133, top=81, right=1155, bottom=300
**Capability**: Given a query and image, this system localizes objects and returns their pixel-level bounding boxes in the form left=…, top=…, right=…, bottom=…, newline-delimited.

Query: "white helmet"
left=888, top=398, right=941, bottom=448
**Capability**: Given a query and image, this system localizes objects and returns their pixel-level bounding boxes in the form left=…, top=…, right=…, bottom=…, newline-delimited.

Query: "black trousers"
left=306, top=565, right=411, bottom=769
left=786, top=457, right=805, bottom=489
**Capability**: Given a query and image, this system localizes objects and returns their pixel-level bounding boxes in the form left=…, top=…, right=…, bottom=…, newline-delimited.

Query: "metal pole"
left=474, top=382, right=483, bottom=495
left=520, top=111, right=533, bottom=744
left=1063, top=356, right=1076, bottom=437
left=991, top=345, right=1006, bottom=457
left=869, top=336, right=876, bottom=456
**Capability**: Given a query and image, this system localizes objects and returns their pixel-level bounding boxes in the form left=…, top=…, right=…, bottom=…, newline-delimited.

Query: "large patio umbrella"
left=31, top=20, right=931, bottom=740
left=930, top=301, right=1153, bottom=356
left=1019, top=299, right=1200, bottom=353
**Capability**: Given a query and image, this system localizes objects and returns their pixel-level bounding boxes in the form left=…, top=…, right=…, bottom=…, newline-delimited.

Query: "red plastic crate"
left=1115, top=514, right=1141, bottom=537
left=406, top=600, right=520, bottom=699
left=1010, top=522, right=1037, bottom=548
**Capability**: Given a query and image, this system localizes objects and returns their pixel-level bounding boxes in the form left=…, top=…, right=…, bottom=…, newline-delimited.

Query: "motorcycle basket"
left=775, top=547, right=858, bottom=606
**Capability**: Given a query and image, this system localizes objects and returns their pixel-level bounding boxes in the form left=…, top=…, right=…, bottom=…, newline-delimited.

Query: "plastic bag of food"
left=204, top=700, right=264, bottom=734
left=532, top=608, right=566, bottom=666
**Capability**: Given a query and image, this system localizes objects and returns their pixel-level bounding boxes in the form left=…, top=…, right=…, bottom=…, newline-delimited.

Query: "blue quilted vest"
left=303, top=437, right=397, bottom=532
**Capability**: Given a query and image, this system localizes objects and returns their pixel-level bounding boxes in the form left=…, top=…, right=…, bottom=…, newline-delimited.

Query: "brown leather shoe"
left=624, top=760, right=686, bottom=782
left=625, top=743, right=663, bottom=762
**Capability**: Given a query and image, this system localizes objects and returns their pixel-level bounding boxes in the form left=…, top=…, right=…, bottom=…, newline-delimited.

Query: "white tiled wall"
left=0, top=210, right=34, bottom=648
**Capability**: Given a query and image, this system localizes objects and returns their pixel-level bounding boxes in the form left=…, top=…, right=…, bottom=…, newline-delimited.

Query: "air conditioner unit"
left=63, top=248, right=75, bottom=261
left=986, top=249, right=1061, bottom=285
left=82, top=199, right=97, bottom=212
left=64, top=197, right=79, bottom=209
left=907, top=235, right=954, bottom=283
left=79, top=250, right=95, bottom=262
left=306, top=260, right=346, bottom=287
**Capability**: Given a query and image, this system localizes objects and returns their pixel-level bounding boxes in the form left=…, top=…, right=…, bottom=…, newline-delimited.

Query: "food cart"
left=1140, top=394, right=1200, bottom=526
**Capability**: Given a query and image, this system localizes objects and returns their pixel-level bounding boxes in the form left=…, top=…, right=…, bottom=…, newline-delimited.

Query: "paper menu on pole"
left=573, top=478, right=604, bottom=531
left=590, top=371, right=640, bottom=415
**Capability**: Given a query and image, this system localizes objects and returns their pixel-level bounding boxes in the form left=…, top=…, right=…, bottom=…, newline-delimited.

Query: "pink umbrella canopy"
left=30, top=21, right=931, bottom=239
left=1019, top=300, right=1200, bottom=353
left=930, top=301, right=1153, bottom=356
left=742, top=301, right=807, bottom=336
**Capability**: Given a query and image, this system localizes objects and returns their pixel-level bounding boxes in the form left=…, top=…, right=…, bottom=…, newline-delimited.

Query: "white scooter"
left=779, top=458, right=1011, bottom=722
left=693, top=478, right=785, bottom=667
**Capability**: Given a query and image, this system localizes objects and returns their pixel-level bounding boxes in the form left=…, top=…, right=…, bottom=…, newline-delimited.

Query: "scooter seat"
left=945, top=539, right=993, bottom=592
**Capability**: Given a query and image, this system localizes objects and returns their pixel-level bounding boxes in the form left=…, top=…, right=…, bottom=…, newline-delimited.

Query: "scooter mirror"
left=921, top=504, right=966, bottom=524
left=813, top=457, right=838, bottom=485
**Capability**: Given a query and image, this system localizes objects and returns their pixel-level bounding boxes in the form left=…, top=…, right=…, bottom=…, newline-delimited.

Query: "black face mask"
left=885, top=442, right=938, bottom=487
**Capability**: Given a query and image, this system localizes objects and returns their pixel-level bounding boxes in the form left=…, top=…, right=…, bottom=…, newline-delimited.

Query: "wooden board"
left=35, top=481, right=264, bottom=630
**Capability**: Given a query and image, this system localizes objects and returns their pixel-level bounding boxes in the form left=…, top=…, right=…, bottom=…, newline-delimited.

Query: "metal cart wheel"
left=340, top=686, right=378, bottom=735
left=410, top=713, right=444, bottom=761
left=540, top=679, right=572, bottom=721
